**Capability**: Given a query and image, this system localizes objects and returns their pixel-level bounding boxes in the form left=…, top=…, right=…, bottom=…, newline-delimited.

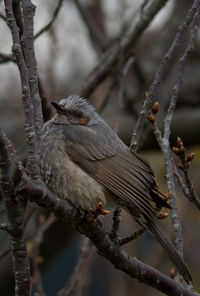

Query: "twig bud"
left=152, top=102, right=159, bottom=114
left=172, top=147, right=179, bottom=155
left=157, top=212, right=169, bottom=219
left=179, top=145, right=186, bottom=155
left=147, top=113, right=155, bottom=123
left=39, top=214, right=46, bottom=224
left=37, top=256, right=44, bottom=265
left=170, top=267, right=177, bottom=279
left=164, top=191, right=171, bottom=201
left=177, top=137, right=183, bottom=148
left=178, top=163, right=184, bottom=170
left=187, top=152, right=195, bottom=162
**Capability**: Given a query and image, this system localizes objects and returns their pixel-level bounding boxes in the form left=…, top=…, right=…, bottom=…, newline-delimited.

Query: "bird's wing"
left=62, top=124, right=169, bottom=217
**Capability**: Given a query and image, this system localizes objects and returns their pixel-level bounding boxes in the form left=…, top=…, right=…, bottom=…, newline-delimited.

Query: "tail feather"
left=146, top=216, right=191, bottom=283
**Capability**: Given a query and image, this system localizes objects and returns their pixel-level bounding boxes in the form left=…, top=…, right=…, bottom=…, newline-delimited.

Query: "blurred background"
left=0, top=0, right=200, bottom=295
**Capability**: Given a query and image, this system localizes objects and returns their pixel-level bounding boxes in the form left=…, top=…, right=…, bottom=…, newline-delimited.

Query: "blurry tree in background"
left=0, top=0, right=200, bottom=295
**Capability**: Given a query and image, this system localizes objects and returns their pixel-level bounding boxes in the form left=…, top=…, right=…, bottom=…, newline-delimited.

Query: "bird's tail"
left=145, top=216, right=191, bottom=283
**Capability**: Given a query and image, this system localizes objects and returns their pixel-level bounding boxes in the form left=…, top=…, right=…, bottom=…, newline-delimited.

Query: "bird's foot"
left=90, top=202, right=110, bottom=223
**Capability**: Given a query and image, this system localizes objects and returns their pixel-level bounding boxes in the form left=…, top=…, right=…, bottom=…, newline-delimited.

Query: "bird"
left=40, top=95, right=191, bottom=282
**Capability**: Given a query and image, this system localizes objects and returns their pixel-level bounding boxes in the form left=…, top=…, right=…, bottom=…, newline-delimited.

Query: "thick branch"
left=21, top=0, right=43, bottom=138
left=18, top=181, right=198, bottom=296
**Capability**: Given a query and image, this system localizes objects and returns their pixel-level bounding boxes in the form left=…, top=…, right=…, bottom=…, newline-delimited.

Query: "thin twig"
left=119, top=227, right=146, bottom=246
left=24, top=204, right=37, bottom=226
left=81, top=0, right=169, bottom=98
left=1, top=131, right=27, bottom=180
left=32, top=214, right=56, bottom=296
left=181, top=166, right=200, bottom=208
left=58, top=238, right=93, bottom=296
left=109, top=207, right=121, bottom=242
left=34, top=0, right=64, bottom=39
left=73, top=0, right=107, bottom=54
left=0, top=52, right=15, bottom=63
left=163, top=0, right=200, bottom=259
left=38, top=77, right=54, bottom=122
left=172, top=149, right=200, bottom=209
left=131, top=0, right=200, bottom=150
left=99, top=80, right=116, bottom=114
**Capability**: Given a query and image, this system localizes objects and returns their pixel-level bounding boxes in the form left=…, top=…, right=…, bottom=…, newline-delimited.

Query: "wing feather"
left=61, top=124, right=169, bottom=216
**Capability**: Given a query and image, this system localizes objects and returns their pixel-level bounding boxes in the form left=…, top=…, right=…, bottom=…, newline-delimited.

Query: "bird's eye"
left=76, top=111, right=82, bottom=118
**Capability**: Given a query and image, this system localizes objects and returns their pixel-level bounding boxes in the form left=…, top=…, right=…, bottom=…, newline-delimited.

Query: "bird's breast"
left=40, top=130, right=114, bottom=210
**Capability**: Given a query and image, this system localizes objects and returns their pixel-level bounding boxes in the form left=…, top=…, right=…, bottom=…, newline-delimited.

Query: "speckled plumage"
left=40, top=120, right=116, bottom=210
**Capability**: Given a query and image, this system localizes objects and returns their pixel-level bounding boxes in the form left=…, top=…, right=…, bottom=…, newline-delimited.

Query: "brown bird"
left=40, top=95, right=191, bottom=282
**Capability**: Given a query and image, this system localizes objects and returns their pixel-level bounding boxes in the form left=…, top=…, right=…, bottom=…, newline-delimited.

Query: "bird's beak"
left=51, top=101, right=65, bottom=113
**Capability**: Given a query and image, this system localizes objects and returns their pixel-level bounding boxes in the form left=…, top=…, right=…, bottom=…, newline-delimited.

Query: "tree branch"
left=21, top=0, right=43, bottom=139
left=0, top=129, right=31, bottom=296
left=17, top=180, right=198, bottom=296
left=131, top=0, right=200, bottom=150
left=4, top=0, right=40, bottom=180
left=58, top=237, right=93, bottom=296
left=34, top=0, right=64, bottom=40
left=80, top=0, right=169, bottom=98
left=119, top=227, right=146, bottom=246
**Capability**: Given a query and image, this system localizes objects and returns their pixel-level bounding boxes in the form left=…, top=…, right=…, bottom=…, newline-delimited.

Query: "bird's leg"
left=90, top=201, right=110, bottom=223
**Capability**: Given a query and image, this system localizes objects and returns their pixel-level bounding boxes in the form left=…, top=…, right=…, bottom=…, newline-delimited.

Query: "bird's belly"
left=40, top=148, right=111, bottom=210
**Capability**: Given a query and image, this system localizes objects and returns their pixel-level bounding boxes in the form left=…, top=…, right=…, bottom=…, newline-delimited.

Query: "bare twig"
left=4, top=0, right=40, bottom=180
left=99, top=80, right=116, bottom=114
left=0, top=52, right=15, bottom=63
left=81, top=0, right=169, bottom=98
left=119, top=227, right=146, bottom=246
left=24, top=204, right=37, bottom=227
left=21, top=0, right=43, bottom=139
left=131, top=0, right=200, bottom=150
left=149, top=113, right=185, bottom=258
left=109, top=207, right=121, bottom=242
left=173, top=160, right=191, bottom=199
left=0, top=129, right=31, bottom=296
left=58, top=237, right=93, bottom=296
left=146, top=4, right=200, bottom=286
left=32, top=214, right=56, bottom=296
left=34, top=0, right=64, bottom=40
left=1, top=131, right=26, bottom=180
left=73, top=0, right=107, bottom=54
left=38, top=77, right=54, bottom=122
left=172, top=141, right=200, bottom=209
left=163, top=0, right=200, bottom=259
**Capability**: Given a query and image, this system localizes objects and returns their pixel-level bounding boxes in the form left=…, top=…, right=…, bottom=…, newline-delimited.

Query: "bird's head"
left=51, top=95, right=98, bottom=126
